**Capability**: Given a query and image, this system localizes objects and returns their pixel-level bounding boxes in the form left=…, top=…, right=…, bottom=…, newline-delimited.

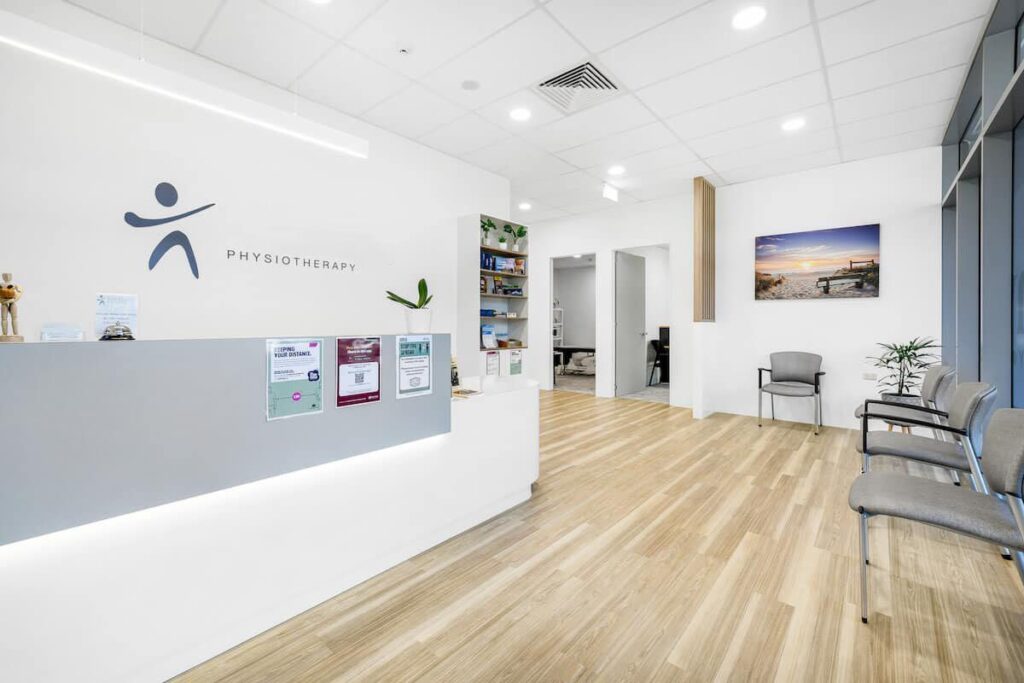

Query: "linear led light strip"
left=0, top=33, right=368, bottom=160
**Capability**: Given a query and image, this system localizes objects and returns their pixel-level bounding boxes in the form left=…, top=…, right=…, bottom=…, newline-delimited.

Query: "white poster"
left=396, top=334, right=433, bottom=399
left=94, top=293, right=138, bottom=339
left=485, top=351, right=499, bottom=376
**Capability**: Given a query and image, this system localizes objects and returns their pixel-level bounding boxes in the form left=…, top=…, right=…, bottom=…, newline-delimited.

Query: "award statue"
left=0, top=272, right=23, bottom=342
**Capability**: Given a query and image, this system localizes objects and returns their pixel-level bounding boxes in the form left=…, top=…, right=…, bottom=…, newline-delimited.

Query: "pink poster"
left=336, top=337, right=381, bottom=408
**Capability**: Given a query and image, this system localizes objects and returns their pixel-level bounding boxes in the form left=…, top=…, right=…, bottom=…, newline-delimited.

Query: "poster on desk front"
left=396, top=334, right=433, bottom=399
left=337, top=336, right=381, bottom=408
left=266, top=338, right=323, bottom=420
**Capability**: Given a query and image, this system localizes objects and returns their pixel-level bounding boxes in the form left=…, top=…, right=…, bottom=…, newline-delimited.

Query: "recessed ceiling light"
left=509, top=107, right=532, bottom=122
left=607, top=165, right=625, bottom=176
left=732, top=6, right=767, bottom=30
left=518, top=202, right=532, bottom=210
left=781, top=116, right=807, bottom=132
left=573, top=254, right=582, bottom=259
left=602, top=184, right=619, bottom=202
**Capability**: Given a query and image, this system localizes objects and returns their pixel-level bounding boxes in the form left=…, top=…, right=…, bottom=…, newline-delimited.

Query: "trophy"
left=0, top=272, right=23, bottom=342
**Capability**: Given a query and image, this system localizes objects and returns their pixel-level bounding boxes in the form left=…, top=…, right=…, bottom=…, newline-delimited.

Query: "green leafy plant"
left=480, top=217, right=495, bottom=238
left=498, top=234, right=507, bottom=244
left=386, top=278, right=432, bottom=309
left=869, top=337, right=940, bottom=395
left=503, top=223, right=527, bottom=246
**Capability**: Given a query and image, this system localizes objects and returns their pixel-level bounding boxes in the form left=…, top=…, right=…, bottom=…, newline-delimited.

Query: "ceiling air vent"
left=535, top=62, right=618, bottom=114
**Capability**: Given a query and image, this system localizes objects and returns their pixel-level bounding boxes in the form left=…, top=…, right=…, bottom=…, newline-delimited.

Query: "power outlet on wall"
left=862, top=371, right=877, bottom=381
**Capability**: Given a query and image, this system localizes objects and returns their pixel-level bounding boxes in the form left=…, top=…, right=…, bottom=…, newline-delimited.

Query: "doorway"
left=552, top=254, right=596, bottom=394
left=616, top=246, right=670, bottom=404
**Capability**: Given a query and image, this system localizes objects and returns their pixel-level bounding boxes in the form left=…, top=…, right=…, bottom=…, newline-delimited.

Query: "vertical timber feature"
left=693, top=176, right=716, bottom=322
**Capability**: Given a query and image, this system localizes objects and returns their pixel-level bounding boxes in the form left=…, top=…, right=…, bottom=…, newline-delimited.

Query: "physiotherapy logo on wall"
left=124, top=181, right=214, bottom=279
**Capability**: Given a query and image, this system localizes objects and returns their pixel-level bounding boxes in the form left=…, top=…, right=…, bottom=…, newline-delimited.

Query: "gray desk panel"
left=0, top=334, right=451, bottom=545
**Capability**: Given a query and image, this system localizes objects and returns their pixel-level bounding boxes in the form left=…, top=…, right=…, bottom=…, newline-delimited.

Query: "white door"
left=615, top=252, right=647, bottom=396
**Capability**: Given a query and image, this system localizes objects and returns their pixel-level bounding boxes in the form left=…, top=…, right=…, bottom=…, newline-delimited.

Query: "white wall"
left=553, top=265, right=596, bottom=346
left=528, top=196, right=693, bottom=406
left=703, top=147, right=942, bottom=427
left=0, top=6, right=508, bottom=346
left=623, top=245, right=671, bottom=344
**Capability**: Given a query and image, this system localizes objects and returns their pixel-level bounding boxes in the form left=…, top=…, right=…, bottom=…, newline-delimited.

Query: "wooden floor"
left=177, top=391, right=1024, bottom=682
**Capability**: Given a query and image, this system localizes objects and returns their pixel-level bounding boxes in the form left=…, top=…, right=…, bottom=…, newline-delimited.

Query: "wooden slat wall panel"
left=693, top=176, right=716, bottom=322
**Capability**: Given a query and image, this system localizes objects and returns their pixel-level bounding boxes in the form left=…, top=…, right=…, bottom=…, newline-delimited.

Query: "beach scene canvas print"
left=755, top=224, right=880, bottom=300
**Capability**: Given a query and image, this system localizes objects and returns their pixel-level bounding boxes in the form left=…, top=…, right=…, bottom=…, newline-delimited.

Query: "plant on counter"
left=869, top=337, right=940, bottom=397
left=386, top=278, right=432, bottom=309
left=503, top=223, right=527, bottom=251
left=480, top=217, right=496, bottom=245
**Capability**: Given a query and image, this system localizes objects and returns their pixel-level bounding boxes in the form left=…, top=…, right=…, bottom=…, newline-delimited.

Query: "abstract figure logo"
left=124, top=182, right=214, bottom=279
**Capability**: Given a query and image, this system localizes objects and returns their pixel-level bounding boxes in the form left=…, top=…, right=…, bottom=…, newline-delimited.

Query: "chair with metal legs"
left=856, top=382, right=997, bottom=493
left=757, top=352, right=825, bottom=434
left=854, top=364, right=956, bottom=433
left=849, top=408, right=1024, bottom=623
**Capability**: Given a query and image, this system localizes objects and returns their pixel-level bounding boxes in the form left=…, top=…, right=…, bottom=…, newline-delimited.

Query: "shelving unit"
left=459, top=213, right=529, bottom=378
left=939, top=1, right=1023, bottom=409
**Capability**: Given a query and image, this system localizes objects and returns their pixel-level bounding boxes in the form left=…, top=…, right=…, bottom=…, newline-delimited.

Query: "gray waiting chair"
left=857, top=382, right=997, bottom=493
left=758, top=352, right=825, bottom=434
left=849, top=408, right=1024, bottom=623
left=853, top=364, right=956, bottom=432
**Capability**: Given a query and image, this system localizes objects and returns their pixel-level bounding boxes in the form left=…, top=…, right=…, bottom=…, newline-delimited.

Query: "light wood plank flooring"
left=176, top=391, right=1024, bottom=681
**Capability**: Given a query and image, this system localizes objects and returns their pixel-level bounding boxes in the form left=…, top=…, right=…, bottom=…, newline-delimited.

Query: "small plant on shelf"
left=498, top=234, right=508, bottom=247
left=503, top=224, right=528, bottom=251
left=480, top=217, right=496, bottom=245
left=868, top=337, right=940, bottom=398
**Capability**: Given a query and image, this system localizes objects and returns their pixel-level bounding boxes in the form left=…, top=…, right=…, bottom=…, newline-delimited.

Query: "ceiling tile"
left=197, top=0, right=334, bottom=87
left=819, top=0, right=992, bottom=65
left=512, top=170, right=600, bottom=201
left=362, top=84, right=466, bottom=139
left=841, top=126, right=946, bottom=161
left=509, top=200, right=568, bottom=223
left=837, top=100, right=953, bottom=146
left=296, top=43, right=409, bottom=115
left=419, top=114, right=511, bottom=156
left=527, top=96, right=656, bottom=152
left=68, top=0, right=221, bottom=49
left=346, top=0, right=534, bottom=79
left=475, top=89, right=565, bottom=133
left=705, top=128, right=836, bottom=173
left=555, top=122, right=678, bottom=169
left=421, top=10, right=587, bottom=108
left=832, top=66, right=966, bottom=124
left=637, top=28, right=821, bottom=118
left=550, top=188, right=638, bottom=214
left=609, top=160, right=713, bottom=199
left=720, top=147, right=841, bottom=185
left=666, top=72, right=829, bottom=141
left=828, top=20, right=985, bottom=98
left=689, top=103, right=834, bottom=158
left=813, top=0, right=872, bottom=19
left=601, top=0, right=812, bottom=90
left=589, top=143, right=700, bottom=177
left=264, top=0, right=385, bottom=40
left=544, top=0, right=705, bottom=53
left=463, top=138, right=576, bottom=179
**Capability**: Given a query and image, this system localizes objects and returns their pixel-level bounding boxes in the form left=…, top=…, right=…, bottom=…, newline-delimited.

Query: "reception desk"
left=0, top=337, right=539, bottom=682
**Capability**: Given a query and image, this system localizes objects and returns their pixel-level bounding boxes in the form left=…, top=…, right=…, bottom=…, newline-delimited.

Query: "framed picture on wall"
left=754, top=224, right=880, bottom=300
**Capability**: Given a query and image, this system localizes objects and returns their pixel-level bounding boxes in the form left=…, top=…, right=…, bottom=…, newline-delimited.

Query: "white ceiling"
left=63, top=0, right=993, bottom=222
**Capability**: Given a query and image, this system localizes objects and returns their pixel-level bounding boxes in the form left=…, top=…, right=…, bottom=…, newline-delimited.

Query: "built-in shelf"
left=481, top=316, right=528, bottom=321
left=481, top=293, right=528, bottom=300
left=481, top=269, right=527, bottom=277
left=481, top=244, right=528, bottom=257
left=480, top=346, right=528, bottom=351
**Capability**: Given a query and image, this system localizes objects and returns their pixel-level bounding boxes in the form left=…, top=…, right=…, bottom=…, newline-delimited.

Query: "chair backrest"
left=647, top=340, right=658, bottom=363
left=920, top=364, right=956, bottom=410
left=769, top=352, right=822, bottom=384
left=947, top=382, right=997, bottom=446
left=980, top=409, right=1024, bottom=499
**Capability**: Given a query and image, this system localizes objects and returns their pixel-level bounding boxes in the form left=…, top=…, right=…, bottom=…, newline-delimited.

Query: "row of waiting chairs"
left=847, top=364, right=1024, bottom=624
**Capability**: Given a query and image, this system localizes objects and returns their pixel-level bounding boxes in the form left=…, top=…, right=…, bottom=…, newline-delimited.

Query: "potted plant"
left=480, top=217, right=496, bottom=246
left=503, top=224, right=527, bottom=252
left=386, top=278, right=433, bottom=333
left=497, top=234, right=508, bottom=249
left=869, top=337, right=940, bottom=404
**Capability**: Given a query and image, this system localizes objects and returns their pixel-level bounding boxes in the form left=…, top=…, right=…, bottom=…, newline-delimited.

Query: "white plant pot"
left=483, top=235, right=493, bottom=246
left=510, top=243, right=520, bottom=252
left=498, top=242, right=508, bottom=250
left=405, top=308, right=432, bottom=334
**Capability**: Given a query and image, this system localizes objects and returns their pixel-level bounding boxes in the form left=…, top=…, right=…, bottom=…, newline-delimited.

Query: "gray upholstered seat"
left=854, top=431, right=968, bottom=471
left=853, top=401, right=922, bottom=421
left=850, top=472, right=1024, bottom=549
left=849, top=408, right=1024, bottom=624
left=853, top=364, right=955, bottom=426
left=758, top=351, right=824, bottom=433
left=762, top=381, right=814, bottom=397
